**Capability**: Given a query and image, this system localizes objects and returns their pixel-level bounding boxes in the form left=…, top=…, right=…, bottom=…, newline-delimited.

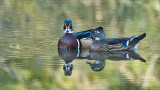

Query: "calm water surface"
left=0, top=0, right=160, bottom=90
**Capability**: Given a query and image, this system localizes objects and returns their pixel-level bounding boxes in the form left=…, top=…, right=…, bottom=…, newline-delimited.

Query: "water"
left=0, top=0, right=160, bottom=90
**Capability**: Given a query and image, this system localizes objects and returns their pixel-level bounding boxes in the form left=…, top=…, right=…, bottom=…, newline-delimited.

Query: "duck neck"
left=65, top=33, right=72, bottom=35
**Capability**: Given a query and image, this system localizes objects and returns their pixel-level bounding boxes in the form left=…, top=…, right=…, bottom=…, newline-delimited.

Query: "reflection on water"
left=0, top=0, right=160, bottom=90
left=58, top=49, right=146, bottom=75
left=58, top=49, right=77, bottom=76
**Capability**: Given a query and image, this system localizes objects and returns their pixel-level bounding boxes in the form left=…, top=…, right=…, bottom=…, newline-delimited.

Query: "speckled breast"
left=58, top=33, right=78, bottom=49
left=58, top=48, right=78, bottom=63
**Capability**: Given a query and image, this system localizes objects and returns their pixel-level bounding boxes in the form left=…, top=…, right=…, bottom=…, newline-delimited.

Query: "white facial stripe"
left=95, top=37, right=100, bottom=40
left=64, top=26, right=73, bottom=33
left=97, top=31, right=100, bottom=33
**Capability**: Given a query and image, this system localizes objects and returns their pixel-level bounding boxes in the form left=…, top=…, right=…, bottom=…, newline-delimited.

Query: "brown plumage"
left=89, top=33, right=146, bottom=51
left=58, top=33, right=78, bottom=49
left=90, top=39, right=129, bottom=51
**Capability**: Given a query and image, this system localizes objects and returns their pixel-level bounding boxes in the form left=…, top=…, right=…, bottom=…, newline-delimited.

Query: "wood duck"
left=58, top=20, right=103, bottom=49
left=88, top=29, right=146, bottom=51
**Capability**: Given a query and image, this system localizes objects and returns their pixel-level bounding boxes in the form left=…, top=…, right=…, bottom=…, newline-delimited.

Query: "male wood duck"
left=88, top=29, right=146, bottom=51
left=58, top=20, right=103, bottom=49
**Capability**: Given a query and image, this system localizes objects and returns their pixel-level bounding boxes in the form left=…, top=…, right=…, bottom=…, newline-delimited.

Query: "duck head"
left=63, top=20, right=73, bottom=33
left=87, top=26, right=106, bottom=40
left=63, top=62, right=73, bottom=76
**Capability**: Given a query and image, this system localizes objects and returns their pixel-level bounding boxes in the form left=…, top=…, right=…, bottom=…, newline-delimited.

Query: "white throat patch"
left=95, top=37, right=101, bottom=40
left=64, top=29, right=73, bottom=33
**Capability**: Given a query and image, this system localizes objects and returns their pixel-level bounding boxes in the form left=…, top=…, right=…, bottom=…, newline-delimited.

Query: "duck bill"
left=64, top=26, right=72, bottom=34
left=65, top=68, right=70, bottom=73
left=64, top=67, right=72, bottom=76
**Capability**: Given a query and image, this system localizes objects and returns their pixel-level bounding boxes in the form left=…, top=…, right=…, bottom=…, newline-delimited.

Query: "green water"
left=0, top=0, right=160, bottom=90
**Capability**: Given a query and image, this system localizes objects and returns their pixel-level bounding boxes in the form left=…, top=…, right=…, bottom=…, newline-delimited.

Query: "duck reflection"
left=86, top=50, right=146, bottom=71
left=58, top=48, right=77, bottom=76
left=58, top=49, right=146, bottom=75
left=88, top=50, right=146, bottom=62
left=87, top=60, right=105, bottom=72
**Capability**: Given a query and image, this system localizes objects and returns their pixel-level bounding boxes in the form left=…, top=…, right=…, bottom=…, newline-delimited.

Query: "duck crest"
left=58, top=33, right=78, bottom=49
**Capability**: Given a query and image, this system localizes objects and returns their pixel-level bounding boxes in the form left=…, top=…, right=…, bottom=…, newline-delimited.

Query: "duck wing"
left=105, top=38, right=130, bottom=45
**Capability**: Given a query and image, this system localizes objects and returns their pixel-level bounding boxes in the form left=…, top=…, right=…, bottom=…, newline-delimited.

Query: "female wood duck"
left=58, top=20, right=103, bottom=49
left=88, top=29, right=146, bottom=51
left=86, top=50, right=146, bottom=72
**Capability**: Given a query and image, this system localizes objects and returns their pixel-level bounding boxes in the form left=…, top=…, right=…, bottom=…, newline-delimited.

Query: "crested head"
left=87, top=26, right=105, bottom=40
left=63, top=20, right=73, bottom=33
left=63, top=62, right=73, bottom=76
left=64, top=20, right=72, bottom=26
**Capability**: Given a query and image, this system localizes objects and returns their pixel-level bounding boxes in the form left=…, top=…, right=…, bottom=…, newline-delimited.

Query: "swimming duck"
left=88, top=29, right=146, bottom=51
left=58, top=20, right=103, bottom=49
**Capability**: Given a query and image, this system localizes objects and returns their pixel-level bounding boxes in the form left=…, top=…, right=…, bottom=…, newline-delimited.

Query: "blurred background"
left=0, top=0, right=160, bottom=90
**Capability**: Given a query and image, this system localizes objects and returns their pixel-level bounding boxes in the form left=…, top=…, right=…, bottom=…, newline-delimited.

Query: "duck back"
left=58, top=33, right=78, bottom=49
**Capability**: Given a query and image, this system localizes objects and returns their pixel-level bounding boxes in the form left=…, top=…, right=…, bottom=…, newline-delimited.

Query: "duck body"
left=58, top=30, right=93, bottom=49
left=90, top=38, right=129, bottom=51
left=89, top=29, right=146, bottom=51
left=58, top=33, right=78, bottom=49
left=58, top=31, right=94, bottom=49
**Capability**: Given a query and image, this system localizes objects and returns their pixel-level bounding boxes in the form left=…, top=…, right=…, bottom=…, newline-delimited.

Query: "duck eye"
left=94, top=31, right=97, bottom=34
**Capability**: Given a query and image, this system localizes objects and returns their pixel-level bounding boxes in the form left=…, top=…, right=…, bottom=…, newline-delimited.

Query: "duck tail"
left=128, top=50, right=146, bottom=62
left=128, top=33, right=146, bottom=50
